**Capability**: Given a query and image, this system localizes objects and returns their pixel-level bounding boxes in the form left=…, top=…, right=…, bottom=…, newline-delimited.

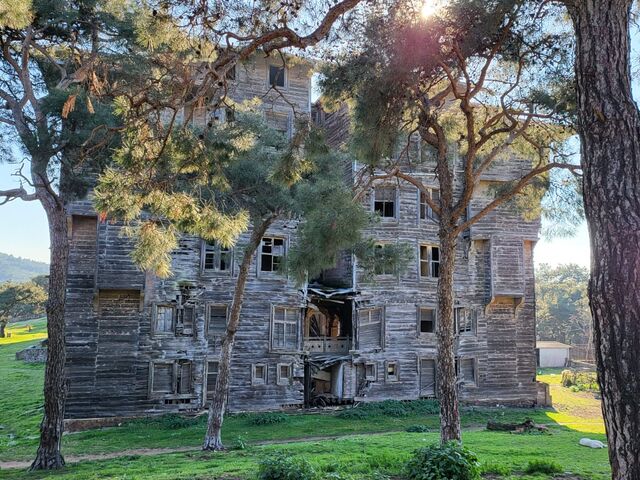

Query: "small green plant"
left=480, top=462, right=512, bottom=476
left=405, top=424, right=431, bottom=433
left=524, top=459, right=563, bottom=475
left=257, top=454, right=317, bottom=480
left=249, top=412, right=288, bottom=426
left=405, top=442, right=480, bottom=480
left=233, top=435, right=248, bottom=450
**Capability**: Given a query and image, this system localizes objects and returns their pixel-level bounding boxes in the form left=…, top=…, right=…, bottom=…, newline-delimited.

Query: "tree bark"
left=0, top=321, right=6, bottom=338
left=203, top=217, right=274, bottom=450
left=568, top=2, right=640, bottom=479
left=30, top=187, right=68, bottom=470
left=436, top=232, right=461, bottom=443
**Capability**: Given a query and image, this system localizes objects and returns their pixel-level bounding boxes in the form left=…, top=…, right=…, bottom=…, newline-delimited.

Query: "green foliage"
left=257, top=453, right=317, bottom=480
left=138, top=414, right=203, bottom=429
left=248, top=412, right=288, bottom=426
left=404, top=442, right=480, bottom=480
left=561, top=370, right=599, bottom=392
left=536, top=263, right=591, bottom=346
left=524, top=459, right=563, bottom=475
left=479, top=462, right=512, bottom=476
left=0, top=281, right=47, bottom=333
left=337, top=400, right=440, bottom=420
left=405, top=425, right=431, bottom=433
left=353, top=240, right=413, bottom=280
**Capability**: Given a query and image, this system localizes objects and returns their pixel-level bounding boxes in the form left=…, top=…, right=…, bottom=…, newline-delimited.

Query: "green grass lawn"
left=0, top=319, right=610, bottom=479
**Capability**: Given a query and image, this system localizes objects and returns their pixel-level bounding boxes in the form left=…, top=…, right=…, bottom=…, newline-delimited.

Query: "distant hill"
left=0, top=252, right=49, bottom=283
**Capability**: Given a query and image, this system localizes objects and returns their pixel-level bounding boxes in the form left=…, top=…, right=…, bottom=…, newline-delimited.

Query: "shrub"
left=249, top=412, right=288, bottom=426
left=404, top=442, right=480, bottom=480
left=479, top=462, right=512, bottom=476
left=257, top=454, right=317, bottom=480
left=337, top=399, right=440, bottom=420
left=405, top=425, right=431, bottom=433
left=561, top=370, right=599, bottom=392
left=141, top=413, right=202, bottom=429
left=524, top=459, right=563, bottom=475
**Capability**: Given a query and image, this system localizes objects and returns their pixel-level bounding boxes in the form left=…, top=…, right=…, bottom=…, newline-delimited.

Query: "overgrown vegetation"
left=524, top=459, right=563, bottom=475
left=404, top=442, right=480, bottom=480
left=258, top=454, right=317, bottom=480
left=248, top=412, right=288, bottom=426
left=337, top=400, right=440, bottom=419
left=562, top=370, right=599, bottom=392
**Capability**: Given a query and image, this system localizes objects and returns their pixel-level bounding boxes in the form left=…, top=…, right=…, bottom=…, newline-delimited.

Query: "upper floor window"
left=374, top=187, right=396, bottom=218
left=358, top=307, right=384, bottom=350
left=269, top=65, right=286, bottom=88
left=418, top=307, right=436, bottom=334
left=260, top=237, right=285, bottom=272
left=271, top=306, right=300, bottom=351
left=419, top=245, right=440, bottom=278
left=420, top=188, right=440, bottom=221
left=153, top=304, right=195, bottom=337
left=202, top=240, right=232, bottom=273
left=206, top=304, right=228, bottom=337
left=454, top=307, right=476, bottom=335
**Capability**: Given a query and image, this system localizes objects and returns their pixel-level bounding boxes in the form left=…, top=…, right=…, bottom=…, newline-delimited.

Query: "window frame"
left=357, top=306, right=385, bottom=350
left=175, top=305, right=195, bottom=337
left=148, top=360, right=195, bottom=399
left=276, top=362, right=293, bottom=386
left=385, top=361, right=399, bottom=383
left=270, top=305, right=301, bottom=352
left=419, top=188, right=440, bottom=222
left=364, top=362, right=377, bottom=381
left=153, top=304, right=176, bottom=336
left=418, top=357, right=437, bottom=398
left=201, top=239, right=234, bottom=274
left=267, top=64, right=287, bottom=89
left=372, top=186, right=397, bottom=219
left=206, top=303, right=229, bottom=338
left=456, top=356, right=478, bottom=386
left=373, top=243, right=396, bottom=276
left=204, top=359, right=220, bottom=401
left=259, top=236, right=287, bottom=275
left=252, top=363, right=268, bottom=386
left=419, top=244, right=440, bottom=279
left=454, top=307, right=477, bottom=336
left=417, top=306, right=437, bottom=335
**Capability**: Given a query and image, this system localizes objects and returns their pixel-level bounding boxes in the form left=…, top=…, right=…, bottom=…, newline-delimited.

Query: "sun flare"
left=420, top=0, right=442, bottom=18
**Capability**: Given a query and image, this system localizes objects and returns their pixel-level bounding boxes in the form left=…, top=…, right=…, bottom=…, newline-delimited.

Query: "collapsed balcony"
left=303, top=287, right=355, bottom=355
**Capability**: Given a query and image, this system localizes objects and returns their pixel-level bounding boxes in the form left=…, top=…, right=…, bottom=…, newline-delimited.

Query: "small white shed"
left=536, top=341, right=572, bottom=368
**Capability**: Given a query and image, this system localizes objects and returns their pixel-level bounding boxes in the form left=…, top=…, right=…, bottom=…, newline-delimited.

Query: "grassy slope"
left=0, top=320, right=610, bottom=479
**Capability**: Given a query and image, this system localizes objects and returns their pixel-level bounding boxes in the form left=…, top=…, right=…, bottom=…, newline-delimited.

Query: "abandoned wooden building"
left=64, top=55, right=539, bottom=420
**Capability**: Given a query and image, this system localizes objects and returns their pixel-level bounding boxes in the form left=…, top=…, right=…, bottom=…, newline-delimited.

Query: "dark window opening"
left=207, top=305, right=228, bottom=337
left=374, top=187, right=396, bottom=218
left=261, top=237, right=285, bottom=272
left=420, top=245, right=440, bottom=278
left=203, top=240, right=232, bottom=272
left=420, top=188, right=440, bottom=221
left=419, top=307, right=436, bottom=334
left=269, top=65, right=285, bottom=87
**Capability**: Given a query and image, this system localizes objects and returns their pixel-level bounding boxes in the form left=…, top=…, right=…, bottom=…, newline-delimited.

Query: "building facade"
left=64, top=55, right=539, bottom=420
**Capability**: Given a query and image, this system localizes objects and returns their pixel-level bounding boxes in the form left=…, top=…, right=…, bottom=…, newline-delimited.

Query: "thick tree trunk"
left=436, top=232, right=461, bottom=443
left=569, top=2, right=640, bottom=479
left=30, top=190, right=68, bottom=470
left=203, top=218, right=274, bottom=451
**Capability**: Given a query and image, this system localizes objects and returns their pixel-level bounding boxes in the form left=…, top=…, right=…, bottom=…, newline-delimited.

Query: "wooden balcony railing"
left=304, top=336, right=351, bottom=354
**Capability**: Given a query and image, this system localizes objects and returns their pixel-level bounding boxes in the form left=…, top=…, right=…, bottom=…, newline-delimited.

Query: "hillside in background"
left=0, top=252, right=49, bottom=283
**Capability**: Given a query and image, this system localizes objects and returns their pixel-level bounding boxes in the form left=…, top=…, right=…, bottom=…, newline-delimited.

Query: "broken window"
left=155, top=305, right=175, bottom=334
left=358, top=307, right=384, bottom=350
left=271, top=306, right=299, bottom=351
left=149, top=360, right=194, bottom=397
left=386, top=361, right=399, bottom=382
left=364, top=362, right=377, bottom=381
left=269, top=64, right=286, bottom=87
left=420, top=245, right=440, bottom=278
left=202, top=240, right=232, bottom=272
left=277, top=363, right=292, bottom=385
left=261, top=237, right=285, bottom=272
left=420, top=188, right=440, bottom=221
left=175, top=306, right=195, bottom=336
left=454, top=307, right=476, bottom=335
left=419, top=358, right=436, bottom=397
left=374, top=187, right=396, bottom=218
left=207, top=304, right=228, bottom=337
left=374, top=244, right=395, bottom=275
left=206, top=360, right=219, bottom=399
left=418, top=307, right=436, bottom=334
left=456, top=357, right=476, bottom=385
left=252, top=363, right=267, bottom=385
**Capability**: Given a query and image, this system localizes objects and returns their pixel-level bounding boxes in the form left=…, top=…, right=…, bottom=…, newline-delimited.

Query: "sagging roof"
left=305, top=284, right=359, bottom=299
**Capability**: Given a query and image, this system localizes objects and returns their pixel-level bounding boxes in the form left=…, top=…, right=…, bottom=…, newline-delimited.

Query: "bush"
left=248, top=412, right=288, bottom=425
left=139, top=413, right=203, bottom=429
left=404, top=442, right=480, bottom=480
left=257, top=454, right=317, bottom=480
left=337, top=399, right=439, bottom=420
left=479, top=462, right=512, bottom=476
left=524, top=459, right=562, bottom=475
left=561, top=370, right=599, bottom=392
left=406, top=425, right=431, bottom=433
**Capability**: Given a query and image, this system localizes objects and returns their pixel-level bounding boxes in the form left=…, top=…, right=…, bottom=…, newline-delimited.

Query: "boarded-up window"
left=420, top=245, right=440, bottom=278
left=177, top=360, right=193, bottom=394
left=420, top=188, right=440, bottom=221
left=364, top=362, right=377, bottom=381
left=252, top=364, right=267, bottom=385
left=386, top=361, right=399, bottom=382
left=419, top=358, right=436, bottom=397
left=151, top=363, right=173, bottom=393
left=206, top=361, right=219, bottom=398
left=271, top=307, right=299, bottom=351
left=418, top=307, right=436, bottom=334
left=269, top=65, right=285, bottom=87
left=155, top=305, right=174, bottom=333
left=454, top=308, right=476, bottom=335
left=277, top=363, right=292, bottom=385
left=207, top=304, right=228, bottom=337
left=260, top=237, right=285, bottom=272
left=175, top=306, right=195, bottom=336
left=202, top=240, right=232, bottom=272
left=358, top=308, right=384, bottom=350
left=374, top=187, right=396, bottom=218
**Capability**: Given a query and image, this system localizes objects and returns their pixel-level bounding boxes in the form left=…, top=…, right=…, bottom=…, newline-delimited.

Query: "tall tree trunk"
left=569, top=2, right=640, bottom=478
left=436, top=232, right=461, bottom=443
left=0, top=321, right=6, bottom=338
left=30, top=189, right=68, bottom=470
left=203, top=217, right=274, bottom=451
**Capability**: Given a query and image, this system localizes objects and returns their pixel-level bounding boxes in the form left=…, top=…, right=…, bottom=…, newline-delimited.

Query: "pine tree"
left=320, top=0, right=579, bottom=443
